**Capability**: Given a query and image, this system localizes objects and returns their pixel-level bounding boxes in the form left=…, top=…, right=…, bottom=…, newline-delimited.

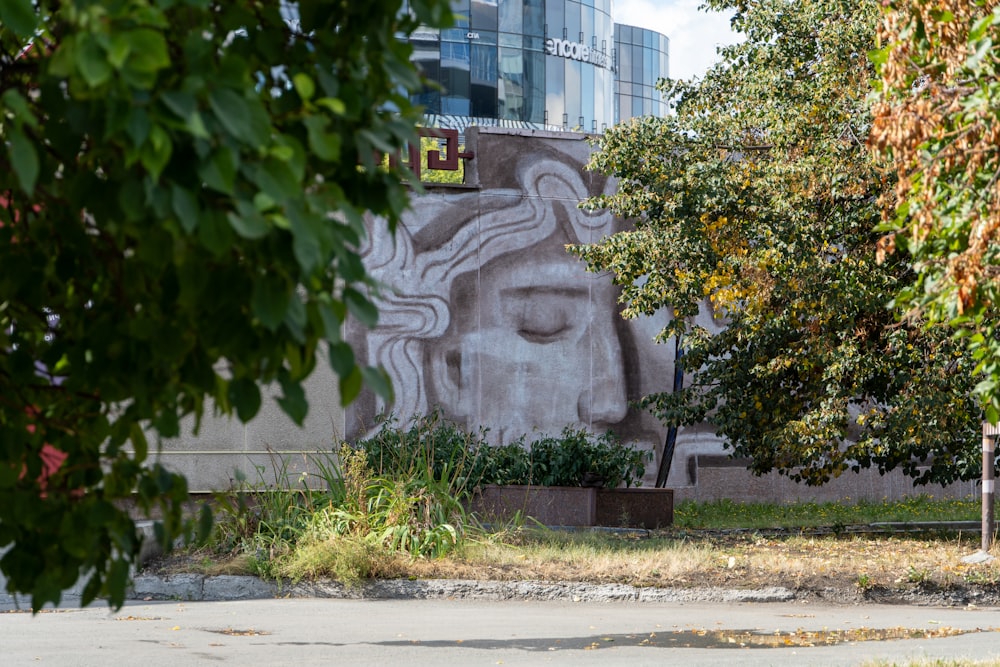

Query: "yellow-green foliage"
left=573, top=0, right=981, bottom=486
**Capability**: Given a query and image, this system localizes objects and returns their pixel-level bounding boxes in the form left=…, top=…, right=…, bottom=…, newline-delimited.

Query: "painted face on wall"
left=348, top=134, right=673, bottom=473
left=427, top=239, right=628, bottom=443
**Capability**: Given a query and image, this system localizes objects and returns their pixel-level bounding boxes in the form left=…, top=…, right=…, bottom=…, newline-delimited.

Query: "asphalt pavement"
left=3, top=587, right=1000, bottom=666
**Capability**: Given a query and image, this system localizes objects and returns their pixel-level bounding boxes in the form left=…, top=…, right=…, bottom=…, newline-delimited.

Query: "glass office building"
left=405, top=0, right=668, bottom=133
left=614, top=23, right=670, bottom=123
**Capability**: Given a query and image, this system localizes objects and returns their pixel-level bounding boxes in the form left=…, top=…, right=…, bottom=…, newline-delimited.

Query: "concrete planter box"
left=470, top=485, right=597, bottom=527
left=596, top=488, right=674, bottom=529
left=469, top=485, right=674, bottom=528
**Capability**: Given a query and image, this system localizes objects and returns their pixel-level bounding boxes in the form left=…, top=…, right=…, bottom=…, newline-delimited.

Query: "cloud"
left=614, top=0, right=741, bottom=80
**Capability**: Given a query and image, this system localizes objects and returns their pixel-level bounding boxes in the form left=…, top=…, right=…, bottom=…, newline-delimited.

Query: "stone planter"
left=596, top=488, right=674, bottom=529
left=469, top=485, right=674, bottom=528
left=469, top=485, right=597, bottom=526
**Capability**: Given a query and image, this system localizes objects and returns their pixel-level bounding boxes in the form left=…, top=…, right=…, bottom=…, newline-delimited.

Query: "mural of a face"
left=348, top=132, right=669, bottom=466
left=427, top=237, right=628, bottom=442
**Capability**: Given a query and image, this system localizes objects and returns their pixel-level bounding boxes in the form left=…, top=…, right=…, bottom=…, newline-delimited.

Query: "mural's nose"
left=578, top=319, right=628, bottom=427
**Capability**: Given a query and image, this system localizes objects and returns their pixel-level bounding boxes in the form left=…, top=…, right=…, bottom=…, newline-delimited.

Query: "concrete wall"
left=153, top=347, right=344, bottom=492
left=160, top=127, right=975, bottom=502
left=346, top=128, right=679, bottom=485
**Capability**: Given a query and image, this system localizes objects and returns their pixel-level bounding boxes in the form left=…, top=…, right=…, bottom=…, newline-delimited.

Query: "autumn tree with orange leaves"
left=871, top=1, right=1000, bottom=421
left=575, top=0, right=982, bottom=488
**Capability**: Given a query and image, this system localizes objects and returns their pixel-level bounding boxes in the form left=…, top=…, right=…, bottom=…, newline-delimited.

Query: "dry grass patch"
left=147, top=528, right=1000, bottom=595
left=404, top=532, right=718, bottom=586
left=386, top=530, right=1000, bottom=592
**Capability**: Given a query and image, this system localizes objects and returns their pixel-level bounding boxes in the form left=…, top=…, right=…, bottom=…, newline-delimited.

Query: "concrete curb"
left=129, top=574, right=797, bottom=605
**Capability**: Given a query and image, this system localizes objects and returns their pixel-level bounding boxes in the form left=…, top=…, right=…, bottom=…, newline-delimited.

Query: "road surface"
left=3, top=596, right=1000, bottom=666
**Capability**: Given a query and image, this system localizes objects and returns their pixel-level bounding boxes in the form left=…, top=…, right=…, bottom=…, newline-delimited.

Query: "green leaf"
left=106, top=32, right=132, bottom=69
left=288, top=207, right=324, bottom=273
left=171, top=184, right=200, bottom=233
left=252, top=276, right=290, bottom=330
left=318, top=301, right=343, bottom=342
left=358, top=129, right=398, bottom=155
left=8, top=128, right=39, bottom=194
left=107, top=556, right=131, bottom=609
left=928, top=9, right=954, bottom=23
left=209, top=88, right=254, bottom=142
left=1, top=89, right=37, bottom=128
left=250, top=158, right=300, bottom=203
left=196, top=504, right=213, bottom=545
left=867, top=47, right=887, bottom=70
left=229, top=378, right=262, bottom=422
left=277, top=376, right=308, bottom=425
left=293, top=73, right=315, bottom=101
left=344, top=287, right=378, bottom=327
left=283, top=296, right=307, bottom=343
left=970, top=13, right=994, bottom=43
left=316, top=97, right=347, bottom=115
left=0, top=0, right=37, bottom=39
left=161, top=90, right=209, bottom=138
left=198, top=210, right=234, bottom=255
left=126, top=108, right=151, bottom=147
left=328, top=341, right=355, bottom=376
left=123, top=29, right=171, bottom=75
left=227, top=206, right=269, bottom=240
left=303, top=116, right=342, bottom=161
left=77, top=34, right=113, bottom=87
left=129, top=422, right=149, bottom=462
left=118, top=178, right=149, bottom=222
left=409, top=0, right=455, bottom=28
left=199, top=148, right=238, bottom=194
left=153, top=408, right=181, bottom=438
left=361, top=366, right=394, bottom=403
left=140, top=125, right=173, bottom=181
left=339, top=366, right=363, bottom=406
left=161, top=90, right=196, bottom=119
left=987, top=403, right=1000, bottom=426
left=967, top=37, right=993, bottom=70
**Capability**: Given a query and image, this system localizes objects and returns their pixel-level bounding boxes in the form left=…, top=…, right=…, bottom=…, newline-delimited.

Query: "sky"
left=614, top=0, right=742, bottom=81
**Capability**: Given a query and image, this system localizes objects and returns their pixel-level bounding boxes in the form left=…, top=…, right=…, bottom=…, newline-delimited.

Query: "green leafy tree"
left=0, top=0, right=452, bottom=610
left=870, top=1, right=1000, bottom=422
left=573, top=0, right=981, bottom=485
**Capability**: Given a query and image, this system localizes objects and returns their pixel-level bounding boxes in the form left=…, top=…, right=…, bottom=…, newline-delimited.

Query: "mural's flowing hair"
left=360, top=156, right=617, bottom=419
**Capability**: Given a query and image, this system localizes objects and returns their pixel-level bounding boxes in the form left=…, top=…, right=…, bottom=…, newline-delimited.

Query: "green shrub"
left=523, top=427, right=649, bottom=488
left=354, top=416, right=650, bottom=489
left=355, top=411, right=490, bottom=501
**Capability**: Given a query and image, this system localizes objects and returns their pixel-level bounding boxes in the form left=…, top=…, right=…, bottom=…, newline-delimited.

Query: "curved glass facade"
left=405, top=1, right=667, bottom=132
left=542, top=0, right=614, bottom=132
left=613, top=24, right=670, bottom=124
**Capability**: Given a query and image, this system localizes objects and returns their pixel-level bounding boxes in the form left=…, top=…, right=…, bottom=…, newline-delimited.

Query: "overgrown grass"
left=206, top=415, right=492, bottom=584
left=675, top=496, right=982, bottom=530
left=171, top=491, right=1000, bottom=592
left=270, top=445, right=468, bottom=584
left=186, top=415, right=991, bottom=590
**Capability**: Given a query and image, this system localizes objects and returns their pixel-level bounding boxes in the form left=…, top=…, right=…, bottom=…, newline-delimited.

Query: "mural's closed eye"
left=502, top=287, right=587, bottom=345
left=517, top=309, right=571, bottom=343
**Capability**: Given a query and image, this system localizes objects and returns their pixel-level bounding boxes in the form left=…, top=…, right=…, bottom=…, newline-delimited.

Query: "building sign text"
left=545, top=37, right=611, bottom=71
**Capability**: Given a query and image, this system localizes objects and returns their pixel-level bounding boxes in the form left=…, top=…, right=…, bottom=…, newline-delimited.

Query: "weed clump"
left=201, top=413, right=650, bottom=584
